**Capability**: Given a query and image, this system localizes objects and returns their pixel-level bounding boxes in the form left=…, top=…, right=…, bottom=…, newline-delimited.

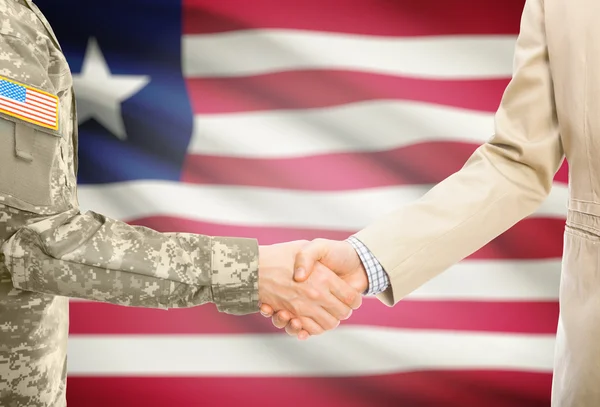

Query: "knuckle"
left=291, top=319, right=303, bottom=330
left=306, top=288, right=320, bottom=301
left=344, top=291, right=357, bottom=306
left=289, top=298, right=302, bottom=313
left=272, top=317, right=284, bottom=328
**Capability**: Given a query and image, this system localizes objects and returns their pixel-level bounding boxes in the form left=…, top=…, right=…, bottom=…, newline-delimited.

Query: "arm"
left=263, top=0, right=562, bottom=334
left=2, top=208, right=259, bottom=314
left=355, top=0, right=562, bottom=305
left=0, top=30, right=257, bottom=314
left=0, top=30, right=359, bottom=325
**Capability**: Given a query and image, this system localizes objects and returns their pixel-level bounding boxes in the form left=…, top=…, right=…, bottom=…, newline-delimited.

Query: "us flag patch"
left=0, top=76, right=59, bottom=131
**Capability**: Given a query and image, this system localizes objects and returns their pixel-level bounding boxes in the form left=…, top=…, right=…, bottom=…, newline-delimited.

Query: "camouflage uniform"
left=0, top=1, right=259, bottom=405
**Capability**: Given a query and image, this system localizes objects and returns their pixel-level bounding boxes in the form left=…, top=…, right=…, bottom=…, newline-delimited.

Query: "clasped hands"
left=257, top=239, right=368, bottom=340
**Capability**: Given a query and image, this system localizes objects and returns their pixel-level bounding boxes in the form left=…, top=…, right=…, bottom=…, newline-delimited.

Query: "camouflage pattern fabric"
left=0, top=1, right=259, bottom=405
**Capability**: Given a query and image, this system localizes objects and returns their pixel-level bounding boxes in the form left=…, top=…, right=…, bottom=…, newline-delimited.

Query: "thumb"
left=294, top=239, right=329, bottom=282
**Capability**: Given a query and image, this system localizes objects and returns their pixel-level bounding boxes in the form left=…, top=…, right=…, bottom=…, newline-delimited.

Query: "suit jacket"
left=355, top=0, right=597, bottom=405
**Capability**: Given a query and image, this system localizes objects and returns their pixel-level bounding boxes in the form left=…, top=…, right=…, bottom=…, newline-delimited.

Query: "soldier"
left=0, top=1, right=363, bottom=406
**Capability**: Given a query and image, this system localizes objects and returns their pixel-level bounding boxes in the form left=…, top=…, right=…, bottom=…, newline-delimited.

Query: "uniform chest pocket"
left=0, top=116, right=67, bottom=214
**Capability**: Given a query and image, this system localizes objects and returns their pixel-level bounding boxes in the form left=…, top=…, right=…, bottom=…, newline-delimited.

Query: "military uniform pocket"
left=0, top=117, right=67, bottom=214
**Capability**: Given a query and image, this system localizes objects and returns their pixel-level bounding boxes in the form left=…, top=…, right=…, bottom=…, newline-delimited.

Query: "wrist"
left=257, top=245, right=269, bottom=304
left=211, top=237, right=259, bottom=315
left=342, top=240, right=369, bottom=293
left=356, top=262, right=369, bottom=293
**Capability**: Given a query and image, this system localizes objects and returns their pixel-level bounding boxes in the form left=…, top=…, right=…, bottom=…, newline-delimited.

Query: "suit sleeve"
left=354, top=0, right=564, bottom=306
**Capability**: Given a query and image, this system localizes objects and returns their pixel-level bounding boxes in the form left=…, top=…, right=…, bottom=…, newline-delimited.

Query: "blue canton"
left=0, top=80, right=26, bottom=103
left=35, top=0, right=193, bottom=184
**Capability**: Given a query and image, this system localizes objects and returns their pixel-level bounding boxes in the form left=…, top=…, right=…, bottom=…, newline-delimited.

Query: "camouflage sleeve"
left=1, top=209, right=259, bottom=315
left=0, top=3, right=259, bottom=315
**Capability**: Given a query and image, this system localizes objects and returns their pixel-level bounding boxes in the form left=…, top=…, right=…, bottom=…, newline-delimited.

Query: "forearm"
left=1, top=208, right=258, bottom=314
left=356, top=140, right=562, bottom=305
left=355, top=0, right=563, bottom=306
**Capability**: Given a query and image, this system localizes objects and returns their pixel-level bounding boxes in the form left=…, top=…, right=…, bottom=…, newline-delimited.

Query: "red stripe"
left=183, top=0, right=526, bottom=36
left=68, top=300, right=558, bottom=335
left=182, top=143, right=569, bottom=191
left=0, top=94, right=55, bottom=115
left=6, top=93, right=56, bottom=116
left=0, top=98, right=55, bottom=122
left=126, top=216, right=563, bottom=260
left=0, top=99, right=56, bottom=125
left=27, top=90, right=57, bottom=105
left=67, top=371, right=551, bottom=407
left=186, top=72, right=509, bottom=114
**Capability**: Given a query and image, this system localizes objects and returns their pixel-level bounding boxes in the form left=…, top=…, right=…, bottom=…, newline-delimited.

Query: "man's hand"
left=258, top=240, right=362, bottom=336
left=260, top=239, right=369, bottom=339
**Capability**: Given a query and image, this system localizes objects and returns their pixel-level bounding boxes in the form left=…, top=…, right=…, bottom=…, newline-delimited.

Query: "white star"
left=72, top=37, right=150, bottom=140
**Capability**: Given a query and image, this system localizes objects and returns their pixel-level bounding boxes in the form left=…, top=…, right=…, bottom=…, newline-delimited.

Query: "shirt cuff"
left=346, top=236, right=390, bottom=296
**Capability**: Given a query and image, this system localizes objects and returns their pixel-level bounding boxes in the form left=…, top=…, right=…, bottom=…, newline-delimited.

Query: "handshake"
left=256, top=238, right=371, bottom=340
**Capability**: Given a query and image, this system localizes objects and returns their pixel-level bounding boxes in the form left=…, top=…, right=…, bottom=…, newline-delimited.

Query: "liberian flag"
left=34, top=0, right=560, bottom=406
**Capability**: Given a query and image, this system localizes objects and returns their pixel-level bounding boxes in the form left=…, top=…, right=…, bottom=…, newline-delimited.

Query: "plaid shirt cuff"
left=346, top=236, right=390, bottom=296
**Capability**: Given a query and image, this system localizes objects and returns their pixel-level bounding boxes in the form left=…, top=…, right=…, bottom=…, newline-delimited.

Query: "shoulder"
left=0, top=1, right=56, bottom=92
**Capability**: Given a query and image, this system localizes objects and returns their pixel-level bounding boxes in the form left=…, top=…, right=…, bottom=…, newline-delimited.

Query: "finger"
left=260, top=303, right=274, bottom=317
left=284, top=318, right=303, bottom=336
left=271, top=310, right=293, bottom=329
left=297, top=329, right=311, bottom=340
left=294, top=239, right=330, bottom=282
left=311, top=263, right=361, bottom=315
left=296, top=316, right=326, bottom=336
left=321, top=292, right=354, bottom=321
left=328, top=274, right=362, bottom=310
left=303, top=306, right=340, bottom=333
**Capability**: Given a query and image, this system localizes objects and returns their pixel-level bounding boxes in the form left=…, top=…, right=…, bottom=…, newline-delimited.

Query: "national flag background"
left=33, top=0, right=563, bottom=406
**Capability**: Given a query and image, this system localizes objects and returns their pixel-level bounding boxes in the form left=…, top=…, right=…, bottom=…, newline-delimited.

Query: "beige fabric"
left=355, top=0, right=600, bottom=405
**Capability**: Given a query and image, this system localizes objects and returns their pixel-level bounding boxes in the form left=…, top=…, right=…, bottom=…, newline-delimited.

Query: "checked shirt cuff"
left=346, top=236, right=390, bottom=296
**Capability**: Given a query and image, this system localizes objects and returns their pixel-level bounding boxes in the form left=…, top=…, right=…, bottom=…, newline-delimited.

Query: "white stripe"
left=0, top=100, right=56, bottom=126
left=66, top=328, right=555, bottom=376
left=27, top=90, right=56, bottom=105
left=25, top=95, right=57, bottom=112
left=77, top=181, right=568, bottom=230
left=0, top=94, right=56, bottom=118
left=182, top=30, right=516, bottom=79
left=190, top=100, right=494, bottom=158
left=408, top=259, right=559, bottom=300
left=69, top=259, right=560, bottom=303
left=10, top=95, right=56, bottom=117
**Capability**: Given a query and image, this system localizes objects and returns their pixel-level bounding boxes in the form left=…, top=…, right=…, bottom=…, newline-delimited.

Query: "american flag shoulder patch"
left=0, top=75, right=59, bottom=131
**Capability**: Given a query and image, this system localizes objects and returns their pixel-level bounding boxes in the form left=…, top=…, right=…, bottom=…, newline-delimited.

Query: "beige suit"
left=355, top=0, right=598, bottom=405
